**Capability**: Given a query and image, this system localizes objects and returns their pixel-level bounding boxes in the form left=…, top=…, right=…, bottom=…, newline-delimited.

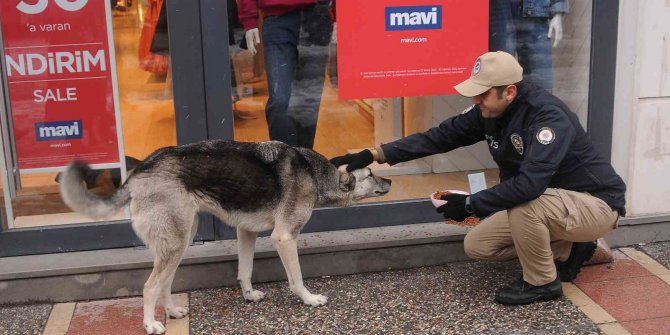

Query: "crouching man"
left=330, top=51, right=626, bottom=305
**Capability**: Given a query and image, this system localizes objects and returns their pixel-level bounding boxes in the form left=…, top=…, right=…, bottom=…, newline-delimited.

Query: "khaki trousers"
left=463, top=188, right=619, bottom=286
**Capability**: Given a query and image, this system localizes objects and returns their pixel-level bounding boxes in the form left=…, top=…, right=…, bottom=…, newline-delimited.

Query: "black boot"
left=494, top=276, right=563, bottom=305
left=558, top=241, right=597, bottom=282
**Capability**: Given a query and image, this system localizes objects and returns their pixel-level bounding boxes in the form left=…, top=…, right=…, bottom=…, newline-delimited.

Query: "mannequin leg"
left=513, top=14, right=553, bottom=92
left=488, top=0, right=516, bottom=53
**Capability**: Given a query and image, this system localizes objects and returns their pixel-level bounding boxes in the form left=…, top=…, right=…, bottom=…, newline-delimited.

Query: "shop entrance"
left=0, top=0, right=620, bottom=256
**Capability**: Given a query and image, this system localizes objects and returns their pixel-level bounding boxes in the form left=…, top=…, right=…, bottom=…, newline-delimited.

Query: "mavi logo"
left=35, top=120, right=83, bottom=141
left=385, top=5, right=442, bottom=31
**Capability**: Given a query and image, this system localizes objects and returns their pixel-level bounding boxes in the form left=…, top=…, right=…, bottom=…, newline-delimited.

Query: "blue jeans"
left=489, top=0, right=553, bottom=92
left=262, top=4, right=332, bottom=149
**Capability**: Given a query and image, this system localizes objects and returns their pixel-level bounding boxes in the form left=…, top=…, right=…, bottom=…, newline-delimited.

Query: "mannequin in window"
left=228, top=0, right=241, bottom=107
left=489, top=0, right=568, bottom=92
left=237, top=0, right=334, bottom=149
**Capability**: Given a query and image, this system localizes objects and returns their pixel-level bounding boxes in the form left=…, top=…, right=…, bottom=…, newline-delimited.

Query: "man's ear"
left=338, top=171, right=356, bottom=192
left=505, top=84, right=518, bottom=102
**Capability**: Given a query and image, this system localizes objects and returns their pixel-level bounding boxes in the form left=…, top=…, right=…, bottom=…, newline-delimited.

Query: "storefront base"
left=1, top=217, right=669, bottom=305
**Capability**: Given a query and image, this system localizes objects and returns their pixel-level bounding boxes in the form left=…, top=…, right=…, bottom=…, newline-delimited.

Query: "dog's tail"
left=59, top=161, right=132, bottom=219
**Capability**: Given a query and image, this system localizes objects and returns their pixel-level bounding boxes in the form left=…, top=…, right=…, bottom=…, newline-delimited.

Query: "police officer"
left=330, top=51, right=626, bottom=305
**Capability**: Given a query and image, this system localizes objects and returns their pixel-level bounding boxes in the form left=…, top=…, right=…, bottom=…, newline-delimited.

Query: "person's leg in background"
left=290, top=2, right=333, bottom=149
left=262, top=11, right=301, bottom=147
left=512, top=6, right=553, bottom=92
left=488, top=0, right=516, bottom=54
left=228, top=0, right=240, bottom=105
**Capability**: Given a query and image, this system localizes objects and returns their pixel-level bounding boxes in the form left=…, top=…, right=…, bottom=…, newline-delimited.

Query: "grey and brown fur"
left=59, top=140, right=391, bottom=334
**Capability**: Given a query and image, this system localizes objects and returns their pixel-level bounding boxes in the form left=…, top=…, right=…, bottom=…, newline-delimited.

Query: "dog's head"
left=338, top=166, right=392, bottom=201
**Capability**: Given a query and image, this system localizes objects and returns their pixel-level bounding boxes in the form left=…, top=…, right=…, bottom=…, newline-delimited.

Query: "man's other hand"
left=436, top=194, right=471, bottom=222
left=330, top=149, right=374, bottom=172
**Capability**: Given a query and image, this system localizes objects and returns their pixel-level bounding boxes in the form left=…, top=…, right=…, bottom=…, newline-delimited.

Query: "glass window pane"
left=229, top=0, right=591, bottom=205
left=490, top=0, right=589, bottom=127
left=1, top=0, right=176, bottom=228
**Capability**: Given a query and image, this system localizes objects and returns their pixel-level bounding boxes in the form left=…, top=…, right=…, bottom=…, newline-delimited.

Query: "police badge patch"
left=473, top=59, right=481, bottom=75
left=510, top=133, right=523, bottom=154
left=536, top=127, right=555, bottom=145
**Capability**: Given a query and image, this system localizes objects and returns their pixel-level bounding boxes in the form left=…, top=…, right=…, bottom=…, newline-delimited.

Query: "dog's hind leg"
left=140, top=215, right=192, bottom=334
left=159, top=213, right=199, bottom=319
left=271, top=228, right=328, bottom=307
left=237, top=227, right=265, bottom=302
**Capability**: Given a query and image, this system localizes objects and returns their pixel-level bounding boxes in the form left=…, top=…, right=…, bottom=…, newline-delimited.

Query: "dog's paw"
left=144, top=320, right=166, bottom=334
left=302, top=294, right=328, bottom=307
left=167, top=306, right=188, bottom=319
left=243, top=289, right=266, bottom=302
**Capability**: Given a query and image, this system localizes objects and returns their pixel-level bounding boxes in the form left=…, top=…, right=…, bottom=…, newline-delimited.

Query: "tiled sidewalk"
left=565, top=246, right=670, bottom=334
left=2, top=241, right=669, bottom=335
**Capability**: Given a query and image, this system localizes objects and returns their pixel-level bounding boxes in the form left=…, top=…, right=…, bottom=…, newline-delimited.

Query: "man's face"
left=472, top=86, right=515, bottom=119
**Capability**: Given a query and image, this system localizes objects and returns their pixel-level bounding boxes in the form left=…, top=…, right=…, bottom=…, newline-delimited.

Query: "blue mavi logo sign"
left=35, top=120, right=83, bottom=141
left=385, top=5, right=442, bottom=31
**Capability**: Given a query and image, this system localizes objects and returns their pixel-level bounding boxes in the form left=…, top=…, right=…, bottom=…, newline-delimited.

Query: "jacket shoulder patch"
left=536, top=127, right=555, bottom=145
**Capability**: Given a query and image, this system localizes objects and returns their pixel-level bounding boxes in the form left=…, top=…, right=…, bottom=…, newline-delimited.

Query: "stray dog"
left=59, top=140, right=391, bottom=334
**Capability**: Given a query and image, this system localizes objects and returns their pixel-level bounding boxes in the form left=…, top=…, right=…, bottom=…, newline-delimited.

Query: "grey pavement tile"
left=190, top=261, right=600, bottom=335
left=446, top=261, right=600, bottom=335
left=0, top=304, right=51, bottom=335
left=638, top=241, right=670, bottom=269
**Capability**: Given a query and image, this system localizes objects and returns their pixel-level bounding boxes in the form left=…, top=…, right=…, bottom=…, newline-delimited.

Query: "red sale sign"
left=337, top=0, right=488, bottom=99
left=0, top=0, right=122, bottom=171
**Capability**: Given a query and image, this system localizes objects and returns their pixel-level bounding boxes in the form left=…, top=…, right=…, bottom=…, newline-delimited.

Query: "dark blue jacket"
left=380, top=83, right=626, bottom=217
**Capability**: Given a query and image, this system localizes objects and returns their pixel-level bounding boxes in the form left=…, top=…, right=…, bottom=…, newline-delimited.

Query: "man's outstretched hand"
left=330, top=149, right=374, bottom=172
left=436, top=193, right=471, bottom=222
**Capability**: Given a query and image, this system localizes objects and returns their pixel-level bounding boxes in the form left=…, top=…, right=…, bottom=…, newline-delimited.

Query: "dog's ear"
left=338, top=170, right=356, bottom=192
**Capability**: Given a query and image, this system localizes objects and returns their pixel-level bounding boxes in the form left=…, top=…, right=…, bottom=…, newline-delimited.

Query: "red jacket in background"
left=237, top=0, right=317, bottom=30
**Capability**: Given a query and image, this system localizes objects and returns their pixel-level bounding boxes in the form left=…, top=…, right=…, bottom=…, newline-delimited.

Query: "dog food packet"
left=433, top=190, right=453, bottom=200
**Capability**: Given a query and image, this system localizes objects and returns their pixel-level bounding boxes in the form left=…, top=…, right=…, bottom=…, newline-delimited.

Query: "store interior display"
left=0, top=0, right=592, bottom=229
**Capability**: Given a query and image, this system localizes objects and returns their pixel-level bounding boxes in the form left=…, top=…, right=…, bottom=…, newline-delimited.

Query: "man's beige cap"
left=454, top=51, right=523, bottom=97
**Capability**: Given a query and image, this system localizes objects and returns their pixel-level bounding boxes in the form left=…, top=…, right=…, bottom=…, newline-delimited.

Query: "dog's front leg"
left=271, top=232, right=328, bottom=306
left=237, top=228, right=265, bottom=302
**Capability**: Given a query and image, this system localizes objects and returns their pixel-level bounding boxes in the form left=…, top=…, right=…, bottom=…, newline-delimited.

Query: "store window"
left=0, top=0, right=176, bottom=229
left=490, top=0, right=590, bottom=127
left=227, top=0, right=592, bottom=206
